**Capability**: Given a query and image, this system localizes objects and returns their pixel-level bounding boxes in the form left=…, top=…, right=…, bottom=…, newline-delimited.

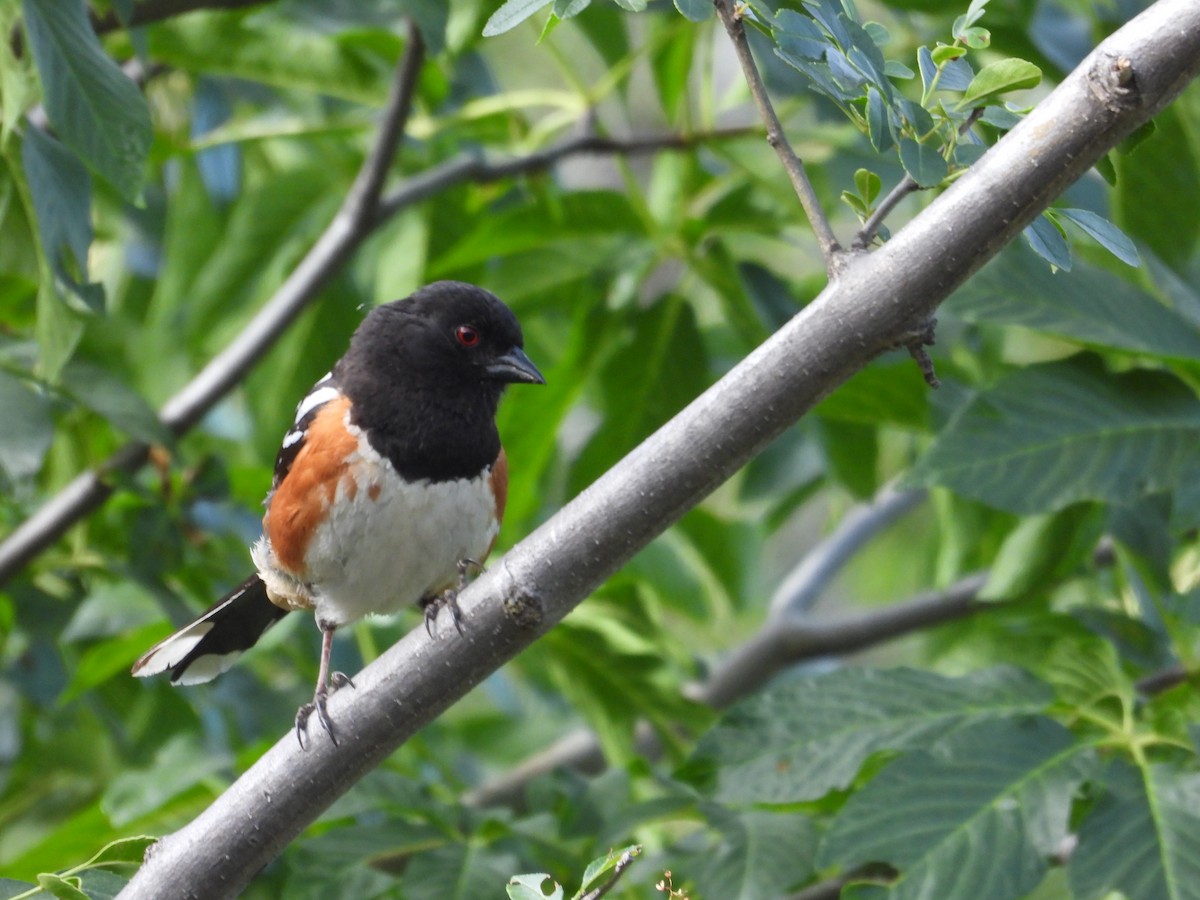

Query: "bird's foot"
left=294, top=672, right=355, bottom=750
left=420, top=558, right=482, bottom=637
left=422, top=587, right=465, bottom=637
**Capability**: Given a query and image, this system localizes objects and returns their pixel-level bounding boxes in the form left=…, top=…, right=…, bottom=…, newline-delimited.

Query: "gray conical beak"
left=486, top=346, right=545, bottom=385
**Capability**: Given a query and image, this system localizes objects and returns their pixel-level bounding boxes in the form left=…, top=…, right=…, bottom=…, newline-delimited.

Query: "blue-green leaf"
left=1056, top=208, right=1140, bottom=268
left=1023, top=213, right=1071, bottom=271
left=482, top=0, right=554, bottom=36
left=899, top=138, right=947, bottom=188
left=673, top=0, right=710, bottom=21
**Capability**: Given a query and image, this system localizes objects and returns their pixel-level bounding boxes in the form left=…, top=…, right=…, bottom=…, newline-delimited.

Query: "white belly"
left=252, top=437, right=499, bottom=627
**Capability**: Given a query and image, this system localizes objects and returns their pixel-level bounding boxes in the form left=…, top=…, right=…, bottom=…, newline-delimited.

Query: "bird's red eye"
left=455, top=325, right=480, bottom=347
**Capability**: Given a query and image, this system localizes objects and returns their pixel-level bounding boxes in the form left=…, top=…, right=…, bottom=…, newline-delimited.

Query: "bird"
left=132, top=281, right=545, bottom=748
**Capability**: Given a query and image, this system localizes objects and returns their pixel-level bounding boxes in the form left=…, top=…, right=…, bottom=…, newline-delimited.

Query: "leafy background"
left=3, top=0, right=1200, bottom=897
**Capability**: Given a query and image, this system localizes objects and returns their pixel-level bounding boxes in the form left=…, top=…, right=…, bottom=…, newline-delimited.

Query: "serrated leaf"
left=1070, top=762, right=1200, bottom=900
left=899, top=139, right=947, bottom=188
left=0, top=369, right=53, bottom=480
left=958, top=58, right=1041, bottom=108
left=821, top=718, right=1094, bottom=900
left=691, top=809, right=817, bottom=900
left=908, top=358, right=1200, bottom=514
left=507, top=874, right=563, bottom=900
left=946, top=244, right=1200, bottom=359
left=1023, top=213, right=1072, bottom=271
left=688, top=667, right=1052, bottom=803
left=21, top=0, right=151, bottom=198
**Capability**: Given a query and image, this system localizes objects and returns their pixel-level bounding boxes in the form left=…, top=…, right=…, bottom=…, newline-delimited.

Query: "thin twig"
left=713, top=0, right=842, bottom=271
left=9, top=0, right=272, bottom=57
left=375, top=127, right=755, bottom=221
left=854, top=108, right=986, bottom=249
left=92, top=0, right=272, bottom=35
left=853, top=174, right=917, bottom=249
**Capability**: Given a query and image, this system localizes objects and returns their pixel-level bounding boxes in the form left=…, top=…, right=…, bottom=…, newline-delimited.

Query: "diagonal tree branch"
left=714, top=0, right=842, bottom=270
left=117, top=5, right=1200, bottom=895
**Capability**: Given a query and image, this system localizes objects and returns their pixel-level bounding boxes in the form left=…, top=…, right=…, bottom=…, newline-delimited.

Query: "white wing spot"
left=294, top=384, right=340, bottom=425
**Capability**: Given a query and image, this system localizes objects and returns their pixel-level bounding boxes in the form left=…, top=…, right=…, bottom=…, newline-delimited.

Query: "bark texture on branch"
left=118, top=2, right=1200, bottom=896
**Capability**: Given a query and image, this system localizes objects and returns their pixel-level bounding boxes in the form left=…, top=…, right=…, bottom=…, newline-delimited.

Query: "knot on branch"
left=502, top=586, right=545, bottom=628
left=1089, top=52, right=1139, bottom=111
left=895, top=317, right=940, bottom=388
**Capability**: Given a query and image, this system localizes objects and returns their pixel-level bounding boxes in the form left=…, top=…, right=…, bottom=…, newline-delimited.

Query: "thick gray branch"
left=117, top=3, right=1200, bottom=896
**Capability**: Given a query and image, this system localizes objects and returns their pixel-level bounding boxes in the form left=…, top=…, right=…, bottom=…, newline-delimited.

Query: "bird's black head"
left=350, top=281, right=544, bottom=390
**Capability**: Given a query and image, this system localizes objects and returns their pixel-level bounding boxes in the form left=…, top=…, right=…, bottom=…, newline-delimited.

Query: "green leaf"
left=61, top=361, right=171, bottom=445
left=931, top=43, right=966, bottom=64
left=687, top=666, right=1053, bottom=803
left=958, top=58, right=1041, bottom=108
left=821, top=718, right=1095, bottom=900
left=60, top=623, right=168, bottom=704
left=0, top=369, right=54, bottom=480
left=21, top=126, right=104, bottom=312
left=816, top=360, right=930, bottom=429
left=1055, top=208, right=1140, bottom=268
left=818, top=418, right=878, bottom=498
left=21, top=0, right=151, bottom=198
left=507, top=874, right=563, bottom=900
left=75, top=835, right=156, bottom=870
left=978, top=504, right=1102, bottom=601
left=908, top=358, right=1200, bottom=514
left=36, top=874, right=88, bottom=900
left=1114, top=107, right=1200, bottom=270
left=1070, top=762, right=1200, bottom=900
left=690, top=809, right=817, bottom=900
left=898, top=139, right=948, bottom=188
left=103, top=735, right=231, bottom=826
left=945, top=244, right=1200, bottom=360
left=578, top=845, right=641, bottom=895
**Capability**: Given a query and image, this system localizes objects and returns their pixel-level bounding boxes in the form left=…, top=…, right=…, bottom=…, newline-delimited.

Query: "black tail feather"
left=132, top=575, right=289, bottom=685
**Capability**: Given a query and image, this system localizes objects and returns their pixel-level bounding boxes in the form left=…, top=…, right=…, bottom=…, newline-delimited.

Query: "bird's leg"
left=295, top=621, right=354, bottom=749
left=420, top=558, right=483, bottom=637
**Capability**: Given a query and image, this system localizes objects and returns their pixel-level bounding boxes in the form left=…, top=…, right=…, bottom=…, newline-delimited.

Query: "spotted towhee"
left=132, top=281, right=544, bottom=747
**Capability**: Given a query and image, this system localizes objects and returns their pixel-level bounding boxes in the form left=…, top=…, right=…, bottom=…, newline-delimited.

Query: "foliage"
left=1, top=0, right=1199, bottom=898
